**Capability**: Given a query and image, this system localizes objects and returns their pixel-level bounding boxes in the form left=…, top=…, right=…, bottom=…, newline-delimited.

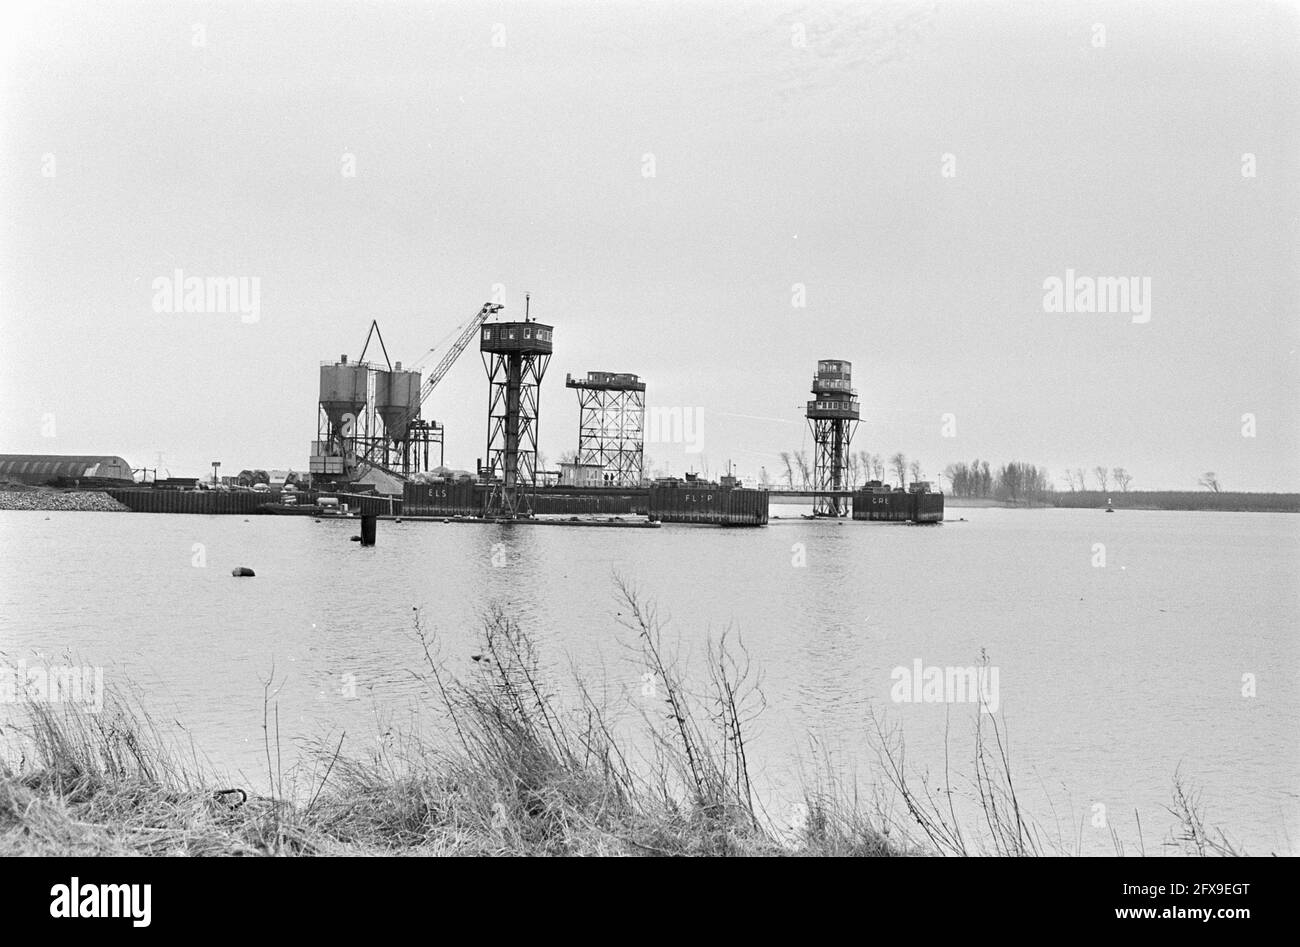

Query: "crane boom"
left=349, top=302, right=503, bottom=483
left=419, top=302, right=502, bottom=409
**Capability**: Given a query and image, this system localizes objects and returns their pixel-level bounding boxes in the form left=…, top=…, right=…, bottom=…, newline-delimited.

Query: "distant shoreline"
left=770, top=491, right=1300, bottom=513
left=1044, top=491, right=1300, bottom=513
left=3, top=486, right=1298, bottom=516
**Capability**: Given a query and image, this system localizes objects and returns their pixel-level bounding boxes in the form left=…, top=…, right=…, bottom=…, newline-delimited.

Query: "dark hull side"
left=852, top=490, right=944, bottom=523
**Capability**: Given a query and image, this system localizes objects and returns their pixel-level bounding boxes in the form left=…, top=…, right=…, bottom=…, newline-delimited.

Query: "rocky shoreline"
left=0, top=490, right=129, bottom=512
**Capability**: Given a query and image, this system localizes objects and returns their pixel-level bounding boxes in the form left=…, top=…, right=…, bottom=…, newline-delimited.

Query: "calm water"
left=2, top=506, right=1296, bottom=854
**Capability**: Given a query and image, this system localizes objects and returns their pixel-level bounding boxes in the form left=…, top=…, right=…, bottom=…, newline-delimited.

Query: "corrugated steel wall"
left=529, top=492, right=642, bottom=515
left=404, top=483, right=647, bottom=517
left=852, top=490, right=944, bottom=522
left=852, top=490, right=910, bottom=521
left=912, top=493, right=945, bottom=523
left=647, top=486, right=768, bottom=525
left=105, top=488, right=408, bottom=517
left=105, top=489, right=283, bottom=515
left=403, top=481, right=483, bottom=516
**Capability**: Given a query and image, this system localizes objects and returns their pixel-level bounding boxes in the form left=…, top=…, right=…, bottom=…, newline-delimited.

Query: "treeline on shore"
left=1051, top=491, right=1300, bottom=513
left=943, top=460, right=1054, bottom=504
left=938, top=461, right=1296, bottom=512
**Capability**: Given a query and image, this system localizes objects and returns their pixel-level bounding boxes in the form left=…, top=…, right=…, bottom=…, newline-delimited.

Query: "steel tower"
left=481, top=313, right=553, bottom=517
left=314, top=355, right=370, bottom=479
left=805, top=359, right=860, bottom=517
left=564, top=371, right=646, bottom=487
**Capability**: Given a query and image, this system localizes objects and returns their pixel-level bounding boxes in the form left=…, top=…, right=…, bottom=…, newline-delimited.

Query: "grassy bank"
left=0, top=582, right=1249, bottom=856
left=1051, top=491, right=1300, bottom=513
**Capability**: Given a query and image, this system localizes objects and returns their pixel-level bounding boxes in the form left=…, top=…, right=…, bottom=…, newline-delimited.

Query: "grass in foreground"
left=0, top=579, right=1249, bottom=856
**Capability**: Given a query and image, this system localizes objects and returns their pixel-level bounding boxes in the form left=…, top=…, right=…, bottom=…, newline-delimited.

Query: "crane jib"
left=420, top=302, right=502, bottom=408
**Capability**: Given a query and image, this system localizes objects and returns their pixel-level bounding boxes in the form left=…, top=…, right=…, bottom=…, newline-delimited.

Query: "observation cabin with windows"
left=480, top=321, right=554, bottom=355
left=806, top=359, right=860, bottom=420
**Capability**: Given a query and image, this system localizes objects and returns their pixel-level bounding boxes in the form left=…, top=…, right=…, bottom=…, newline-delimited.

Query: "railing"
left=806, top=399, right=861, bottom=414
left=811, top=376, right=854, bottom=391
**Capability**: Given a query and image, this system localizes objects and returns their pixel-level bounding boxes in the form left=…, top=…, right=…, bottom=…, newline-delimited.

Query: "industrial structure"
left=480, top=299, right=553, bottom=517
left=16, top=328, right=938, bottom=526
left=853, top=480, right=943, bottom=523
left=312, top=305, right=502, bottom=487
left=805, top=359, right=860, bottom=516
left=9, top=291, right=946, bottom=529
left=315, top=350, right=438, bottom=486
left=314, top=353, right=374, bottom=478
left=564, top=371, right=646, bottom=487
left=0, top=454, right=134, bottom=486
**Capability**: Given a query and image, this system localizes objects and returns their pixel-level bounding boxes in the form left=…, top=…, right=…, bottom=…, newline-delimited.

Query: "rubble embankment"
left=0, top=490, right=130, bottom=512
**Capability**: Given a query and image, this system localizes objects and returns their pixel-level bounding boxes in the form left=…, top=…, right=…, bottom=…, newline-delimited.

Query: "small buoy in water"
left=231, top=567, right=255, bottom=577
left=395, top=517, right=403, bottom=523
left=350, top=535, right=361, bottom=542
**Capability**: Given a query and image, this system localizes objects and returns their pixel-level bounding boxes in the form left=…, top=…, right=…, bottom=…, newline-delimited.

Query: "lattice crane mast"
left=418, top=302, right=503, bottom=410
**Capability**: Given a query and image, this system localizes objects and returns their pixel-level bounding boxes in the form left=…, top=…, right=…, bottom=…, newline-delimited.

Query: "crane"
left=349, top=302, right=503, bottom=483
left=379, top=300, right=503, bottom=443
left=417, top=302, right=502, bottom=411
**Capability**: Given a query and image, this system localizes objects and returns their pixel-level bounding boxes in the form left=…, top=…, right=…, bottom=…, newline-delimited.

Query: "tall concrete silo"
left=319, top=355, right=369, bottom=438
left=374, top=362, right=423, bottom=445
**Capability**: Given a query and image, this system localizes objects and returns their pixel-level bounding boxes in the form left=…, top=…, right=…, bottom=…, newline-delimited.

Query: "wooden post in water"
left=360, top=514, right=377, bottom=546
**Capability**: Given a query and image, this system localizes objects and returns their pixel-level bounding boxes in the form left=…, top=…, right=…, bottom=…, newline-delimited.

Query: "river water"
left=1, top=506, right=1295, bottom=855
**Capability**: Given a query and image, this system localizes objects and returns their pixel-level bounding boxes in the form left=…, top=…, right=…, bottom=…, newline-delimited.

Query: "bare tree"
left=779, top=451, right=794, bottom=489
left=1111, top=467, right=1132, bottom=492
left=890, top=452, right=907, bottom=488
left=1062, top=469, right=1078, bottom=492
left=1198, top=472, right=1222, bottom=493
left=793, top=450, right=811, bottom=489
left=870, top=453, right=884, bottom=481
left=1074, top=467, right=1088, bottom=493
left=908, top=459, right=923, bottom=484
left=1093, top=465, right=1109, bottom=492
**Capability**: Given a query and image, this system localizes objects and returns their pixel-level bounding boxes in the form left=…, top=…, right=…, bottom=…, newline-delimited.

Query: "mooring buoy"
left=231, top=567, right=255, bottom=577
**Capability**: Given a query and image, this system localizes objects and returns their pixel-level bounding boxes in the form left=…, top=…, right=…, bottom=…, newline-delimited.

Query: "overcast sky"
left=2, top=0, right=1296, bottom=490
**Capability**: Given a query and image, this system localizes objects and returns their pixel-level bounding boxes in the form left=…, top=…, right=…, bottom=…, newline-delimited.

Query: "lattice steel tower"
left=480, top=308, right=553, bottom=517
left=806, top=359, right=860, bottom=517
left=565, top=372, right=646, bottom=487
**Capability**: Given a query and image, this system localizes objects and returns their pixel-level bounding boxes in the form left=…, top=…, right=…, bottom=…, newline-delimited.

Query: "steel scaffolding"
left=565, top=372, right=646, bottom=487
